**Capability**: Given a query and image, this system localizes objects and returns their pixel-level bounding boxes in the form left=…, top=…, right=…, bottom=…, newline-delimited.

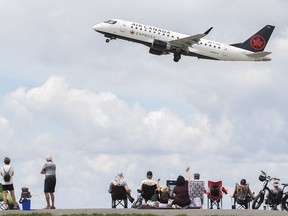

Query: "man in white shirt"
left=139, top=171, right=159, bottom=203
left=140, top=171, right=157, bottom=190
left=40, top=154, right=56, bottom=209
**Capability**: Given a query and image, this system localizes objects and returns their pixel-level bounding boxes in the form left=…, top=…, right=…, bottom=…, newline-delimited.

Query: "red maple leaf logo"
left=250, top=35, right=266, bottom=51
left=253, top=37, right=264, bottom=48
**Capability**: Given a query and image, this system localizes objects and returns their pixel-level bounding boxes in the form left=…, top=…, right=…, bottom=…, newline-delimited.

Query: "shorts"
left=2, top=184, right=14, bottom=191
left=44, top=175, right=56, bottom=193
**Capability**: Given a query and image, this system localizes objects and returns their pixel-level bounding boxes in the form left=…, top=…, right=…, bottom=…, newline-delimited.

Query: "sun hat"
left=272, top=180, right=280, bottom=187
left=117, top=172, right=124, bottom=178
left=46, top=154, right=53, bottom=161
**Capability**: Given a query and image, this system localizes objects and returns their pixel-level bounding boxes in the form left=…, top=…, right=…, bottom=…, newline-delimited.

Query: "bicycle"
left=252, top=170, right=286, bottom=210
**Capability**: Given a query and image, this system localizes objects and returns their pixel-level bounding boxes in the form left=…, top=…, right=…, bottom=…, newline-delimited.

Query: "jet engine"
left=152, top=39, right=171, bottom=50
left=149, top=48, right=164, bottom=55
left=149, top=39, right=171, bottom=55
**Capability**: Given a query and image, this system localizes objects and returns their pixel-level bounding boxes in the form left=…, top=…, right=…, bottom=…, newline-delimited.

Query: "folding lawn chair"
left=207, top=181, right=224, bottom=209
left=110, top=185, right=128, bottom=208
left=190, top=180, right=205, bottom=208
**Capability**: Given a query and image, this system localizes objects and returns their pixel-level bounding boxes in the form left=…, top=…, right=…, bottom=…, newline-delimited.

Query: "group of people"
left=109, top=166, right=202, bottom=208
left=109, top=167, right=283, bottom=210
left=0, top=155, right=56, bottom=210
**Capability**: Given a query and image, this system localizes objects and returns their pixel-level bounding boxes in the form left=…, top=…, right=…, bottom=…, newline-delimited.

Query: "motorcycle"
left=281, top=184, right=288, bottom=211
left=252, top=170, right=288, bottom=210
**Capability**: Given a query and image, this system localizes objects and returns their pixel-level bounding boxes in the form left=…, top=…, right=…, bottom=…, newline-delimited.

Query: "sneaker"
left=43, top=206, right=51, bottom=209
left=50, top=206, right=56, bottom=209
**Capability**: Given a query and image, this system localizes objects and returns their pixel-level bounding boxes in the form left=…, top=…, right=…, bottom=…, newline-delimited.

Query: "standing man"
left=0, top=157, right=18, bottom=209
left=40, top=154, right=56, bottom=209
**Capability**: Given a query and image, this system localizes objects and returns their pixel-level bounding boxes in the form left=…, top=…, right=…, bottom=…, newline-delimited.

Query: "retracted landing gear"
left=173, top=52, right=181, bottom=62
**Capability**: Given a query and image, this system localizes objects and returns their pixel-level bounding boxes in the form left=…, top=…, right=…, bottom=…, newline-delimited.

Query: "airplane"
left=92, top=19, right=275, bottom=62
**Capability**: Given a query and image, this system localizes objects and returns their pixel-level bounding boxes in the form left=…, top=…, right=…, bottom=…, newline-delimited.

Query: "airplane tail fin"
left=231, top=25, right=275, bottom=52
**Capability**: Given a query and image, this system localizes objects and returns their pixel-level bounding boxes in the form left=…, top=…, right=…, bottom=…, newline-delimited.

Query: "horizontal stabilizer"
left=245, top=51, right=272, bottom=58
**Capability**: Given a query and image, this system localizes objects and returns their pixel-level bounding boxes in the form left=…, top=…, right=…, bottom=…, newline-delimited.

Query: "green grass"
left=61, top=214, right=159, bottom=216
left=1, top=214, right=52, bottom=216
left=0, top=213, right=198, bottom=216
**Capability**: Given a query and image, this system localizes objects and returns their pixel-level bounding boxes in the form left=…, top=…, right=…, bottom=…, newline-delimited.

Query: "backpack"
left=3, top=167, right=11, bottom=182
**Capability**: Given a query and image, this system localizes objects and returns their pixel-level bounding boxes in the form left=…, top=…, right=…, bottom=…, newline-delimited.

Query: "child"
left=159, top=186, right=170, bottom=204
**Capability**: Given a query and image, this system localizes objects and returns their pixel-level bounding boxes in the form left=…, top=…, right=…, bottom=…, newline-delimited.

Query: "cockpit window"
left=104, top=20, right=117, bottom=24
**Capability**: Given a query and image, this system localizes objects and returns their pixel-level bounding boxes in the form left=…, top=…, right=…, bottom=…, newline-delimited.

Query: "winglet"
left=204, top=27, right=213, bottom=35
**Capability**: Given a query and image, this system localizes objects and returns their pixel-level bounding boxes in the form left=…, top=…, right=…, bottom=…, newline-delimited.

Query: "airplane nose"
left=92, top=24, right=101, bottom=32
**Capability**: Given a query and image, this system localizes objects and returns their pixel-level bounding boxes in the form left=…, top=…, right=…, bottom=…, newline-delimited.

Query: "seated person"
left=109, top=172, right=134, bottom=203
left=159, top=186, right=170, bottom=204
left=156, top=179, right=170, bottom=204
left=139, top=171, right=158, bottom=202
left=172, top=167, right=191, bottom=208
left=232, top=179, right=254, bottom=209
left=268, top=180, right=282, bottom=210
left=190, top=173, right=205, bottom=207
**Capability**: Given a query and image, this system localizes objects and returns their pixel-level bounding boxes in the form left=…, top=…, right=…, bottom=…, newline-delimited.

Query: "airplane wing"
left=169, top=27, right=213, bottom=51
left=170, top=34, right=206, bottom=48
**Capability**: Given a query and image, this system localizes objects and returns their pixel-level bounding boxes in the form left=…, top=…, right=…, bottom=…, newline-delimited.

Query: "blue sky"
left=0, top=0, right=288, bottom=209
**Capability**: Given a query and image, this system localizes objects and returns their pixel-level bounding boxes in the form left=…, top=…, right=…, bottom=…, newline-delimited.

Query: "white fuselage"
left=93, top=19, right=271, bottom=61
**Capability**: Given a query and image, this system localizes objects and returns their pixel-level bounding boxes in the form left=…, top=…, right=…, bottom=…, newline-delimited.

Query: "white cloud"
left=0, top=115, right=14, bottom=147
left=4, top=76, right=212, bottom=154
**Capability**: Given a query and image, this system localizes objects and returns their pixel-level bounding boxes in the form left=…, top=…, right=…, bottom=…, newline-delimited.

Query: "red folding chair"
left=207, top=181, right=226, bottom=209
